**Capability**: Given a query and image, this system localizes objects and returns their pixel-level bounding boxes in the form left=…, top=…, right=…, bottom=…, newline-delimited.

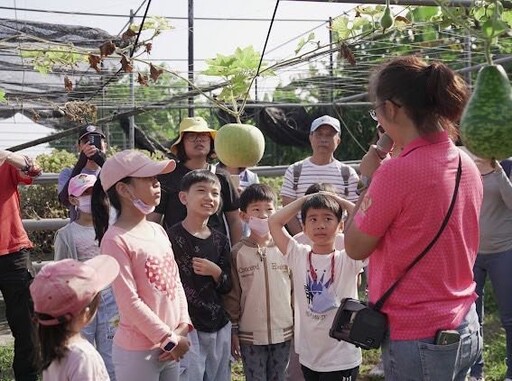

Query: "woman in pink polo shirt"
left=344, top=56, right=483, bottom=381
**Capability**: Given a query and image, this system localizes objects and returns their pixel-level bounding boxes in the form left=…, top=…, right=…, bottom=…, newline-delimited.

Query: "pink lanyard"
left=308, top=251, right=335, bottom=285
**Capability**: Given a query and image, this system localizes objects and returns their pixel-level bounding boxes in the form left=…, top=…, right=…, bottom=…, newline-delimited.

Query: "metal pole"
left=281, top=0, right=495, bottom=7
left=128, top=9, right=135, bottom=149
left=464, top=31, right=472, bottom=87
left=328, top=17, right=334, bottom=104
left=188, top=0, right=194, bottom=117
left=255, top=77, right=258, bottom=102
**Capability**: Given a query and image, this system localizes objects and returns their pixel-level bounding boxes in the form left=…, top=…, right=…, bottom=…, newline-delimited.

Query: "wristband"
left=160, top=332, right=179, bottom=352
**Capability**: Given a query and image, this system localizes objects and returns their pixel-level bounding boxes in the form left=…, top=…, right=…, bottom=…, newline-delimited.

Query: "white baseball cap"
left=310, top=115, right=341, bottom=134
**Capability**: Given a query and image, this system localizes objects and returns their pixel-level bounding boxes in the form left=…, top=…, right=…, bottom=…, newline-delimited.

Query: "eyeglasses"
left=369, top=103, right=385, bottom=121
left=369, top=99, right=402, bottom=121
left=184, top=133, right=211, bottom=143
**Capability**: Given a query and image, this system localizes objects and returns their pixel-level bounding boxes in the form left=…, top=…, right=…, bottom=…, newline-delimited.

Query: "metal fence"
left=22, top=161, right=361, bottom=232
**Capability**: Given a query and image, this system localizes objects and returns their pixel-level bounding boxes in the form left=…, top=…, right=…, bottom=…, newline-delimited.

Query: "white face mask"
left=248, top=216, right=270, bottom=236
left=77, top=195, right=92, bottom=214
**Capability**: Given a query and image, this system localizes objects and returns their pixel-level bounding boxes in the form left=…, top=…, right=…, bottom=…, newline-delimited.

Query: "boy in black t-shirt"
left=168, top=169, right=232, bottom=381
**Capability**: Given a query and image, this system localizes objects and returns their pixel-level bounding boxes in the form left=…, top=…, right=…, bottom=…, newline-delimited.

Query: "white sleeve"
left=280, top=165, right=297, bottom=199
left=0, top=150, right=9, bottom=166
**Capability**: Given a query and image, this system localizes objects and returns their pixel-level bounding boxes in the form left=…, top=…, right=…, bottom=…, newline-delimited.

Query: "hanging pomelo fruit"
left=460, top=64, right=512, bottom=160
left=214, top=123, right=265, bottom=168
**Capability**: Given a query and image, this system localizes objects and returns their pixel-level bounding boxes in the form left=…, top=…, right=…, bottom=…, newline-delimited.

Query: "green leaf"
left=202, top=45, right=271, bottom=102
left=501, top=10, right=512, bottom=28
left=0, top=89, right=5, bottom=103
left=294, top=32, right=316, bottom=55
left=331, top=16, right=352, bottom=40
left=295, top=37, right=308, bottom=55
left=482, top=18, right=509, bottom=38
left=411, top=6, right=440, bottom=22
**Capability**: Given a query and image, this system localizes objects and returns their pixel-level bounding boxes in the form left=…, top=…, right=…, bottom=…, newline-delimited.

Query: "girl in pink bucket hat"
left=30, top=255, right=120, bottom=381
left=91, top=150, right=192, bottom=381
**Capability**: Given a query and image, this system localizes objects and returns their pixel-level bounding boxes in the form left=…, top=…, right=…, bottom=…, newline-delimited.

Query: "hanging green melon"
left=460, top=64, right=512, bottom=160
left=214, top=123, right=265, bottom=168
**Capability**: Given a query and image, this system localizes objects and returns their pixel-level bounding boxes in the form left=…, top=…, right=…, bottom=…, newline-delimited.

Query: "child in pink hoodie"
left=92, top=150, right=192, bottom=381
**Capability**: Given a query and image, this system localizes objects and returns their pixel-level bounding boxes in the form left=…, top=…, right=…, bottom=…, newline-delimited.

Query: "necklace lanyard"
left=308, top=251, right=335, bottom=285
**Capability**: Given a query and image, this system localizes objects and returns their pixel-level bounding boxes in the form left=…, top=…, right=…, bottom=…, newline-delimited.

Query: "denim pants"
left=81, top=287, right=118, bottom=381
left=112, top=345, right=179, bottom=381
left=0, top=250, right=38, bottom=381
left=382, top=303, right=482, bottom=381
left=240, top=341, right=291, bottom=381
left=180, top=322, right=231, bottom=381
left=471, top=250, right=512, bottom=379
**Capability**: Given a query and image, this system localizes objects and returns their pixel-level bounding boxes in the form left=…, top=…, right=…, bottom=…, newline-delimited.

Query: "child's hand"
left=318, top=191, right=355, bottom=214
left=231, top=333, right=241, bottom=361
left=158, top=335, right=190, bottom=362
left=192, top=257, right=222, bottom=280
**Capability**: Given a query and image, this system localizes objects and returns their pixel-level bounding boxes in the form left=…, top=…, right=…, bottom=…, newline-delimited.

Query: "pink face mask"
left=77, top=195, right=92, bottom=214
left=127, top=187, right=155, bottom=215
left=248, top=216, right=270, bottom=236
left=132, top=198, right=155, bottom=215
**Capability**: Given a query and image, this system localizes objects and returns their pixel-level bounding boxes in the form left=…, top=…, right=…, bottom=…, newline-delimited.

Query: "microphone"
left=375, top=133, right=394, bottom=158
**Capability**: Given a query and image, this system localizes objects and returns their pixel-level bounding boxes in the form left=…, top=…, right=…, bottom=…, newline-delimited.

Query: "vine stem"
left=484, top=39, right=494, bottom=65
left=230, top=90, right=242, bottom=124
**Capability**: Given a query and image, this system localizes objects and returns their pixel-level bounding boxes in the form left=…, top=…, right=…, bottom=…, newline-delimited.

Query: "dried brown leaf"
left=31, top=111, right=40, bottom=122
left=64, top=76, right=73, bottom=92
left=395, top=15, right=410, bottom=24
left=88, top=54, right=102, bottom=73
left=120, top=54, right=133, bottom=73
left=145, top=42, right=153, bottom=54
left=137, top=73, right=149, bottom=86
left=100, top=40, right=116, bottom=57
left=121, top=28, right=137, bottom=41
left=339, top=43, right=356, bottom=66
left=150, top=64, right=163, bottom=82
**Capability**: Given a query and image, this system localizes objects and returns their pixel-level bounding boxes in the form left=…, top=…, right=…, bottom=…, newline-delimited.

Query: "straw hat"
left=170, top=117, right=217, bottom=156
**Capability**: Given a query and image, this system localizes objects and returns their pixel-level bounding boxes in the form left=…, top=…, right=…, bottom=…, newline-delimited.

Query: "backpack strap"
left=207, top=163, right=217, bottom=174
left=340, top=164, right=350, bottom=197
left=292, top=161, right=304, bottom=191
left=501, top=159, right=512, bottom=178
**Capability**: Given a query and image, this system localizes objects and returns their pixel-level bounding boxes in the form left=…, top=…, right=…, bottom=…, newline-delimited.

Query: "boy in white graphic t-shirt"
left=269, top=192, right=365, bottom=380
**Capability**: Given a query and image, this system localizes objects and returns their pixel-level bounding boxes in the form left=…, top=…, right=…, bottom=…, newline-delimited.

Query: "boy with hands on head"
left=268, top=192, right=364, bottom=381
left=224, top=184, right=293, bottom=381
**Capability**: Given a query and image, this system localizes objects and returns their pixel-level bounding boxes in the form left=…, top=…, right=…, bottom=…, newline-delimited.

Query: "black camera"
left=329, top=298, right=388, bottom=350
left=88, top=134, right=102, bottom=149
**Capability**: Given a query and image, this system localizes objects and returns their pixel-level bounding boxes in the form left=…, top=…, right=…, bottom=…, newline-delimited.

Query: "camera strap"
left=372, top=154, right=462, bottom=312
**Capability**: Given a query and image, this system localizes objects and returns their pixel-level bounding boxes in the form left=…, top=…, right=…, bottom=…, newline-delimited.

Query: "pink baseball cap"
left=30, top=256, right=120, bottom=326
left=99, top=150, right=176, bottom=191
left=68, top=173, right=97, bottom=197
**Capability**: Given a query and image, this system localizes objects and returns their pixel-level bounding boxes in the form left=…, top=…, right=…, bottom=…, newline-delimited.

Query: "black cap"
left=78, top=125, right=106, bottom=141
